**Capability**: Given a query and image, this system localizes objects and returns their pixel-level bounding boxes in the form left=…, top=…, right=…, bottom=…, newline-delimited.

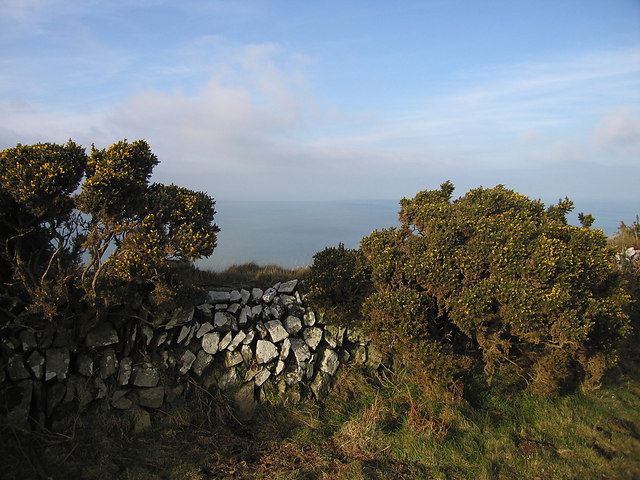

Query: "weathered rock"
left=278, top=279, right=298, bottom=294
left=140, top=325, right=154, bottom=346
left=219, top=331, right=233, bottom=350
left=177, top=324, right=191, bottom=344
left=233, top=382, right=256, bottom=421
left=192, top=350, right=213, bottom=377
left=45, top=348, right=70, bottom=381
left=7, top=354, right=31, bottom=381
left=355, top=345, right=367, bottom=364
left=153, top=331, right=168, bottom=348
left=86, top=323, right=119, bottom=348
left=241, top=344, right=253, bottom=364
left=227, top=303, right=241, bottom=315
left=196, top=322, right=214, bottom=338
left=254, top=368, right=271, bottom=386
left=196, top=303, right=213, bottom=321
left=310, top=372, right=331, bottom=400
left=131, top=363, right=160, bottom=387
left=240, top=289, right=251, bottom=304
left=347, top=328, right=368, bottom=345
left=319, top=349, right=340, bottom=375
left=178, top=350, right=197, bottom=375
left=284, top=367, right=303, bottom=386
left=283, top=316, right=303, bottom=335
left=227, top=331, right=246, bottom=351
left=26, top=350, right=45, bottom=379
left=117, top=357, right=133, bottom=385
left=255, top=340, right=278, bottom=364
left=37, top=328, right=54, bottom=350
left=339, top=349, right=351, bottom=364
left=1, top=337, right=20, bottom=356
left=269, top=303, right=285, bottom=319
left=242, top=329, right=256, bottom=345
left=303, top=327, right=323, bottom=351
left=230, top=290, right=242, bottom=303
left=324, top=325, right=344, bottom=349
left=208, top=290, right=231, bottom=304
left=111, top=390, right=132, bottom=410
left=251, top=288, right=264, bottom=303
left=76, top=354, right=94, bottom=377
left=19, top=330, right=38, bottom=353
left=138, top=386, right=164, bottom=408
left=239, top=306, right=251, bottom=327
left=290, top=338, right=311, bottom=363
left=303, top=310, right=316, bottom=326
left=275, top=360, right=285, bottom=376
left=96, top=349, right=118, bottom=379
left=132, top=407, right=151, bottom=433
left=262, top=288, right=277, bottom=303
left=280, top=338, right=291, bottom=360
left=251, top=305, right=263, bottom=319
left=225, top=351, right=244, bottom=367
left=218, top=368, right=238, bottom=390
left=265, top=320, right=289, bottom=343
left=202, top=331, right=220, bottom=355
left=255, top=321, right=268, bottom=338
left=214, top=312, right=233, bottom=331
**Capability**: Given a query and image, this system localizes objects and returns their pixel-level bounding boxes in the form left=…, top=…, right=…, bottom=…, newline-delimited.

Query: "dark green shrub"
left=306, top=243, right=372, bottom=325
left=359, top=182, right=630, bottom=393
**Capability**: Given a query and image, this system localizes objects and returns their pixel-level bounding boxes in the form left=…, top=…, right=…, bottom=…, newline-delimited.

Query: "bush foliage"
left=310, top=182, right=631, bottom=394
left=0, top=139, right=219, bottom=323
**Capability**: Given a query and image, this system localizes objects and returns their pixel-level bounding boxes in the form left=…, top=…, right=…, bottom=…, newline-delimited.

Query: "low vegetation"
left=1, top=140, right=638, bottom=479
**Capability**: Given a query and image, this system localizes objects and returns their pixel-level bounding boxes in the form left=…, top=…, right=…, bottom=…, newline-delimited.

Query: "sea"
left=199, top=199, right=639, bottom=271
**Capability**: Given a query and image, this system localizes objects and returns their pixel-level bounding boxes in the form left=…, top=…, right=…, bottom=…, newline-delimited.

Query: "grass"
left=3, top=362, right=640, bottom=479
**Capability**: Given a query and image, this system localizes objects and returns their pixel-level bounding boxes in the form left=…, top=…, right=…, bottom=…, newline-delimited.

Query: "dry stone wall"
left=0, top=279, right=382, bottom=431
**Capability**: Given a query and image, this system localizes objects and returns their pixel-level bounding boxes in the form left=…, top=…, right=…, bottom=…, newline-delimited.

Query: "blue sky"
left=1, top=0, right=639, bottom=205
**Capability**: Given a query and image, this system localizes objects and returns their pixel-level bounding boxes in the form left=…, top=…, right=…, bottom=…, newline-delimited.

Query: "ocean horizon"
left=198, top=198, right=639, bottom=271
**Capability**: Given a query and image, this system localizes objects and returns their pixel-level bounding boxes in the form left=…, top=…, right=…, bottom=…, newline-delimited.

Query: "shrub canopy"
left=311, top=182, right=631, bottom=393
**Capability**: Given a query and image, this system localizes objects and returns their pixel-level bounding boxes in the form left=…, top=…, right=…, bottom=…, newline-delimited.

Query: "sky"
left=1, top=0, right=639, bottom=206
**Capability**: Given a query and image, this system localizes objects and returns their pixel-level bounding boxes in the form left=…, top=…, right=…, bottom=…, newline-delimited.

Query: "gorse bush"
left=306, top=243, right=372, bottom=324
left=0, top=139, right=219, bottom=323
left=313, top=182, right=631, bottom=394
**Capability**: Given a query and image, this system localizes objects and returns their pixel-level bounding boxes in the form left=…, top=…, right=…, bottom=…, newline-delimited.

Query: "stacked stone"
left=0, top=279, right=381, bottom=430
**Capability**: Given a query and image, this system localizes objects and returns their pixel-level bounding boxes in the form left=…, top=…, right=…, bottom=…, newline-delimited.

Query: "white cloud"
left=595, top=107, right=640, bottom=156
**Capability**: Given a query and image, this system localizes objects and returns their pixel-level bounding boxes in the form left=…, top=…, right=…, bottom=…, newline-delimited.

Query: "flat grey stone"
left=264, top=320, right=289, bottom=343
left=324, top=325, right=345, bottom=348
left=303, top=310, right=316, bottom=326
left=178, top=350, right=197, bottom=375
left=138, top=386, right=164, bottom=408
left=242, top=329, right=255, bottom=345
left=117, top=357, right=133, bottom=385
left=192, top=350, right=213, bottom=377
left=219, top=331, right=233, bottom=350
left=310, top=372, right=331, bottom=401
left=196, top=322, right=214, bottom=338
left=19, top=330, right=38, bottom=352
left=218, top=368, right=238, bottom=390
left=234, top=382, right=256, bottom=421
left=303, top=327, right=323, bottom=350
left=26, top=350, right=45, bottom=379
left=280, top=338, right=291, bottom=360
left=111, top=390, right=132, bottom=410
left=241, top=344, right=253, bottom=364
left=269, top=303, right=285, bottom=319
left=278, top=279, right=298, bottom=294
left=255, top=340, right=278, bottom=364
left=262, top=288, right=277, bottom=303
left=86, top=322, right=119, bottom=348
left=227, top=331, right=246, bottom=351
left=201, top=331, right=220, bottom=354
left=96, top=349, right=118, bottom=379
left=251, top=288, right=263, bottom=303
left=289, top=338, right=311, bottom=363
left=230, top=290, right=242, bottom=303
left=283, top=316, right=303, bottom=335
left=131, top=363, right=160, bottom=387
left=319, top=349, right=340, bottom=375
left=207, top=291, right=231, bottom=303
left=76, top=354, right=94, bottom=377
left=240, top=289, right=251, bottom=304
left=225, top=351, right=244, bottom=367
left=45, top=348, right=70, bottom=381
left=214, top=312, right=233, bottom=331
left=7, top=354, right=31, bottom=381
left=140, top=325, right=154, bottom=346
left=254, top=368, right=271, bottom=386
left=239, top=306, right=250, bottom=326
